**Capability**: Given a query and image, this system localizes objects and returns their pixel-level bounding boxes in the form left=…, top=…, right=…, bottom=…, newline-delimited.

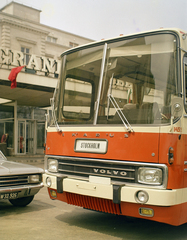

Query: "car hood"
left=0, top=159, right=44, bottom=176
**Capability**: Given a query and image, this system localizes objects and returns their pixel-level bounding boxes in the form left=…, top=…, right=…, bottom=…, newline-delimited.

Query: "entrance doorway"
left=26, top=121, right=35, bottom=154
left=18, top=120, right=36, bottom=154
left=37, top=122, right=45, bottom=154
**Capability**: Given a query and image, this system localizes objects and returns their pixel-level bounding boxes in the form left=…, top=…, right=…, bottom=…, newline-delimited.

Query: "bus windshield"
left=56, top=33, right=178, bottom=126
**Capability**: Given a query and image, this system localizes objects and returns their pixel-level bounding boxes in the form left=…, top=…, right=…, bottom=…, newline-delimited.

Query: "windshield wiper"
left=50, top=87, right=62, bottom=132
left=107, top=74, right=134, bottom=132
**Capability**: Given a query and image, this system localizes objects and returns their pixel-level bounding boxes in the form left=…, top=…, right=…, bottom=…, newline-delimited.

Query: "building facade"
left=0, top=1, right=93, bottom=155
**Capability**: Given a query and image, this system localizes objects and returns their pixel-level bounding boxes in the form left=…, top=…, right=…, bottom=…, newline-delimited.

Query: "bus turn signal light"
left=139, top=208, right=154, bottom=217
left=50, top=190, right=57, bottom=198
left=168, top=147, right=174, bottom=165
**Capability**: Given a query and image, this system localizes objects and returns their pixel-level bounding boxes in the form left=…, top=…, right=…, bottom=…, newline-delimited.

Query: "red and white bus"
left=43, top=28, right=187, bottom=226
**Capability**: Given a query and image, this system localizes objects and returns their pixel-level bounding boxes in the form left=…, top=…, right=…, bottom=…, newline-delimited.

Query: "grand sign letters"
left=0, top=48, right=61, bottom=75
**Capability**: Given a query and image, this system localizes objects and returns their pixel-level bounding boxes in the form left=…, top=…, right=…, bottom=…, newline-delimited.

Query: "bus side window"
left=184, top=64, right=187, bottom=112
left=185, top=65, right=187, bottom=99
left=184, top=55, right=187, bottom=111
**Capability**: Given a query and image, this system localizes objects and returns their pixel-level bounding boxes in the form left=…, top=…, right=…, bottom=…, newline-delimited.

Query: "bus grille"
left=0, top=175, right=28, bottom=187
left=57, top=157, right=136, bottom=184
left=66, top=192, right=121, bottom=215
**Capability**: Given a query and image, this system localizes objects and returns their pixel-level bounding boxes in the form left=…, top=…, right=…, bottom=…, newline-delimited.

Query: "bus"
left=43, top=28, right=187, bottom=226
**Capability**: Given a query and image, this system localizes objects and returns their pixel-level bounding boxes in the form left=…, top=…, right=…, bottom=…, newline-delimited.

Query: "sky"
left=0, top=0, right=186, bottom=41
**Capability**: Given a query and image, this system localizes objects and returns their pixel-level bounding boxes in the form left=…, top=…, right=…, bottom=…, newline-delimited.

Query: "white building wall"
left=0, top=2, right=93, bottom=63
left=0, top=2, right=94, bottom=155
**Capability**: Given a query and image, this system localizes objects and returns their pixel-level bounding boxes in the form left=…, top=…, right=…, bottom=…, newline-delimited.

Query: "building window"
left=69, top=42, right=79, bottom=48
left=21, top=47, right=30, bottom=65
left=47, top=36, right=57, bottom=43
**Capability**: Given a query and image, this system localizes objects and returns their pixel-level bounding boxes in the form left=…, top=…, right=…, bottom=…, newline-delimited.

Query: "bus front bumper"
left=43, top=173, right=187, bottom=225
left=43, top=173, right=185, bottom=207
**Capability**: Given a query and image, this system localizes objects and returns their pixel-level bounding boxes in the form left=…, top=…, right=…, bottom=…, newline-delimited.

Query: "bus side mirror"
left=171, top=97, right=183, bottom=118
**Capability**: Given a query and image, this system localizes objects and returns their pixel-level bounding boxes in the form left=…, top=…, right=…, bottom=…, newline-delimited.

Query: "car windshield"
left=55, top=32, right=178, bottom=126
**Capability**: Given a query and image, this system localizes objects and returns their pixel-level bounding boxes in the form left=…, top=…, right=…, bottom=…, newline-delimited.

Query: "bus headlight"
left=135, top=190, right=149, bottom=203
left=48, top=159, right=58, bottom=173
left=138, top=168, right=162, bottom=185
left=46, top=177, right=52, bottom=187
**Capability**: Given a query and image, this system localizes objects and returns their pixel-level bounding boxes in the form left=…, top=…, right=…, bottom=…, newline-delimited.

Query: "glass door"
left=18, top=120, right=36, bottom=154
left=37, top=122, right=45, bottom=154
left=26, top=121, right=35, bottom=154
left=18, top=120, right=26, bottom=154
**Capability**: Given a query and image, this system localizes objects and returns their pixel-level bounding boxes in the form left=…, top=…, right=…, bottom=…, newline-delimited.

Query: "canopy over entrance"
left=0, top=68, right=57, bottom=107
left=0, top=68, right=57, bottom=155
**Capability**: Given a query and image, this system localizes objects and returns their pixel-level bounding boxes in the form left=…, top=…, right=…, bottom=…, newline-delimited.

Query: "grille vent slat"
left=58, top=169, right=134, bottom=180
left=0, top=175, right=28, bottom=187
left=58, top=158, right=136, bottom=184
left=59, top=162, right=135, bottom=172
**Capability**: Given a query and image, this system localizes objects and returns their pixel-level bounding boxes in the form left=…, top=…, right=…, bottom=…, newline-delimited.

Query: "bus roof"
left=61, top=28, right=187, bottom=57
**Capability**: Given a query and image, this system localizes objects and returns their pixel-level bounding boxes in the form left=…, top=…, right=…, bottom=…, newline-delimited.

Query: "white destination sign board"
left=75, top=139, right=108, bottom=154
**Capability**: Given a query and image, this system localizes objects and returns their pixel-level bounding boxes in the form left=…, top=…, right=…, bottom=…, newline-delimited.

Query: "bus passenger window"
left=185, top=65, right=187, bottom=99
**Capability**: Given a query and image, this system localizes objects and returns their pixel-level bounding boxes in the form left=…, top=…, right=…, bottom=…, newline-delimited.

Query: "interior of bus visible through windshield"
left=54, top=32, right=178, bottom=126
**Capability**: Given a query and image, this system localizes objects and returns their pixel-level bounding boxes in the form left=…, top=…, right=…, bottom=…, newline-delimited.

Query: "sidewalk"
left=6, top=155, right=45, bottom=164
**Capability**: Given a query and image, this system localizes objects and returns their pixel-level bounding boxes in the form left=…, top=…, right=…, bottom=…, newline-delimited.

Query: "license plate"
left=75, top=139, right=108, bottom=154
left=0, top=192, right=18, bottom=199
